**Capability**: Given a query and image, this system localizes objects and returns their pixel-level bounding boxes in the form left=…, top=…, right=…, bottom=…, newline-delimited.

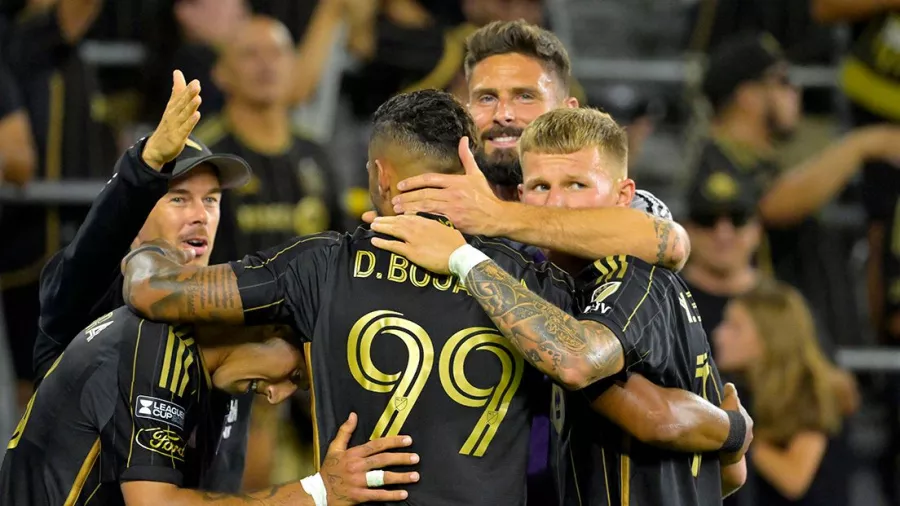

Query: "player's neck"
left=681, top=262, right=759, bottom=297
left=197, top=345, right=232, bottom=377
left=711, top=113, right=774, bottom=156
left=224, top=101, right=291, bottom=155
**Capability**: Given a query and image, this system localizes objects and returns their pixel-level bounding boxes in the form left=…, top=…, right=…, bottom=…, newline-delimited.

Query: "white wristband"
left=301, top=473, right=327, bottom=506
left=449, top=244, right=490, bottom=282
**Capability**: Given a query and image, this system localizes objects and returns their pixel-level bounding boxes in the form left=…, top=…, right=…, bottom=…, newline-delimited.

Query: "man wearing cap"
left=31, top=70, right=256, bottom=493
left=681, top=165, right=860, bottom=506
left=679, top=168, right=762, bottom=340
left=697, top=32, right=900, bottom=345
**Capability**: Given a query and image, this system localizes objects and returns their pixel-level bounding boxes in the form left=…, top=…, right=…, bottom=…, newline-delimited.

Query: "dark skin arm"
left=464, top=260, right=625, bottom=390
left=593, top=374, right=731, bottom=451
left=122, top=241, right=245, bottom=324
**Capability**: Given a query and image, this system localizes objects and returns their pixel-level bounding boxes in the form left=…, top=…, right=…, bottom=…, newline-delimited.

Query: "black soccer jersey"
left=194, top=116, right=343, bottom=264
left=231, top=227, right=575, bottom=506
left=552, top=255, right=726, bottom=506
left=1, top=307, right=216, bottom=505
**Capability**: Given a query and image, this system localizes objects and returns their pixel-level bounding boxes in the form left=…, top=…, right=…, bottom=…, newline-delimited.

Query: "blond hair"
left=733, top=280, right=840, bottom=444
left=518, top=107, right=629, bottom=177
left=465, top=20, right=572, bottom=93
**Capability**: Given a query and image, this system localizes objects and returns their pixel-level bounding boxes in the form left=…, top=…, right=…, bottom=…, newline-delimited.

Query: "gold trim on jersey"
left=304, top=342, right=321, bottom=471
left=63, top=437, right=100, bottom=506
left=622, top=266, right=655, bottom=332
left=571, top=448, right=584, bottom=506
left=601, top=447, right=611, bottom=506
left=243, top=235, right=334, bottom=270
left=620, top=437, right=631, bottom=506
left=158, top=326, right=197, bottom=397
left=592, top=255, right=629, bottom=283
left=127, top=320, right=146, bottom=466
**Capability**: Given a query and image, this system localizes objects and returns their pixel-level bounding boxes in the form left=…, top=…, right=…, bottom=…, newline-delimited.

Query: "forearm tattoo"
left=123, top=251, right=243, bottom=324
left=652, top=216, right=682, bottom=270
left=465, top=261, right=623, bottom=387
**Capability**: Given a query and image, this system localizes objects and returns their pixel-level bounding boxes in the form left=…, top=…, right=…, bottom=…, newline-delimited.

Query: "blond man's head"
left=518, top=108, right=634, bottom=209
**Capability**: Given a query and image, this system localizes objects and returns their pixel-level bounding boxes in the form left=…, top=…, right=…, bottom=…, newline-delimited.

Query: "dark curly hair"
left=370, top=89, right=478, bottom=174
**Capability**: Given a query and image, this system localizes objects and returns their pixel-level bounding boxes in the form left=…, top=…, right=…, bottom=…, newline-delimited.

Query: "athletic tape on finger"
left=366, top=470, right=385, bottom=488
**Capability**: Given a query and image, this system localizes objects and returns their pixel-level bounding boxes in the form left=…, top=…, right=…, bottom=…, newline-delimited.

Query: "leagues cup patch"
left=135, top=395, right=186, bottom=429
left=136, top=427, right=187, bottom=461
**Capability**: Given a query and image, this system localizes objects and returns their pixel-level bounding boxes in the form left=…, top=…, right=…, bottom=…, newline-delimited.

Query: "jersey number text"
left=347, top=310, right=525, bottom=457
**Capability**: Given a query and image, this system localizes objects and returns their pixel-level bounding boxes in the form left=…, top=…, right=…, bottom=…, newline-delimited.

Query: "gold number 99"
left=347, top=310, right=525, bottom=457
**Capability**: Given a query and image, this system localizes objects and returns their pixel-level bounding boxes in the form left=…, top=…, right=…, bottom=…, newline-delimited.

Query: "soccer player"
left=370, top=108, right=749, bottom=505
left=385, top=20, right=690, bottom=273
left=123, top=89, right=746, bottom=506
left=32, top=70, right=256, bottom=491
left=1, top=313, right=419, bottom=505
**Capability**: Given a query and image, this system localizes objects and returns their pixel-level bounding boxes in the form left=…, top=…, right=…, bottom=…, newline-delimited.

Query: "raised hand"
left=719, top=383, right=753, bottom=465
left=392, top=137, right=507, bottom=235
left=320, top=413, right=420, bottom=505
left=142, top=70, right=202, bottom=170
left=370, top=215, right=467, bottom=275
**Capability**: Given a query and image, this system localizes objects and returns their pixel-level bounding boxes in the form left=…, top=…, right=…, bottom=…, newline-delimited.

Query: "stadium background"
left=0, top=0, right=892, bottom=504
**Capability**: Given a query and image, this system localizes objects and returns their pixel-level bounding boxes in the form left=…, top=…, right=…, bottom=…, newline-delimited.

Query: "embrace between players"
left=1, top=20, right=753, bottom=506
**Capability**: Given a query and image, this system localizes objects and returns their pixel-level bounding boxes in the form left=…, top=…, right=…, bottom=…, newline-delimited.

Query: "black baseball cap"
left=702, top=33, right=787, bottom=112
left=167, top=135, right=252, bottom=189
left=685, top=166, right=759, bottom=222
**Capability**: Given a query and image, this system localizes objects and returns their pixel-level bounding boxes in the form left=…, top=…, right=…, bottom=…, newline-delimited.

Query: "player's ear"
left=564, top=96, right=579, bottom=109
left=375, top=159, right=391, bottom=198
left=616, top=178, right=636, bottom=207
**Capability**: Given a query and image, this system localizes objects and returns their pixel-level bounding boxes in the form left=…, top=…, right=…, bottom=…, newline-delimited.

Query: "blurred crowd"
left=3, top=0, right=900, bottom=504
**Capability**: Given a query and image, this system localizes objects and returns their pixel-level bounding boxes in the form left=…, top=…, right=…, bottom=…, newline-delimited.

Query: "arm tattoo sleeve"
left=650, top=215, right=684, bottom=270
left=123, top=250, right=244, bottom=324
left=465, top=260, right=624, bottom=389
left=652, top=217, right=673, bottom=267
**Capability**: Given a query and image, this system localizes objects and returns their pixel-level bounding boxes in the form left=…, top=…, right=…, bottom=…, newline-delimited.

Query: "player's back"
left=250, top=227, right=574, bottom=506
left=553, top=257, right=725, bottom=506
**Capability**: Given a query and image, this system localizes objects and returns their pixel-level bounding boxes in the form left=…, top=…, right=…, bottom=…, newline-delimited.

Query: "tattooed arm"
left=465, top=260, right=625, bottom=390
left=494, top=205, right=690, bottom=271
left=123, top=241, right=245, bottom=324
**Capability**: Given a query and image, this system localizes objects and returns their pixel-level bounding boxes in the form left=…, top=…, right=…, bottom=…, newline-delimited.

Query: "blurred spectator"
left=812, top=0, right=900, bottom=347
left=714, top=279, right=852, bottom=505
left=697, top=33, right=900, bottom=349
left=592, top=85, right=663, bottom=172
left=0, top=0, right=116, bottom=396
left=342, top=0, right=574, bottom=119
left=0, top=58, right=36, bottom=187
left=681, top=166, right=763, bottom=341
left=194, top=16, right=344, bottom=263
left=145, top=0, right=345, bottom=120
left=682, top=158, right=860, bottom=506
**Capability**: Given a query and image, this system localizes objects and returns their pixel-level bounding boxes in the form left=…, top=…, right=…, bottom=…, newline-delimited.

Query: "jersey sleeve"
left=229, top=232, right=343, bottom=339
left=575, top=255, right=669, bottom=374
left=116, top=322, right=197, bottom=486
left=473, top=237, right=576, bottom=311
